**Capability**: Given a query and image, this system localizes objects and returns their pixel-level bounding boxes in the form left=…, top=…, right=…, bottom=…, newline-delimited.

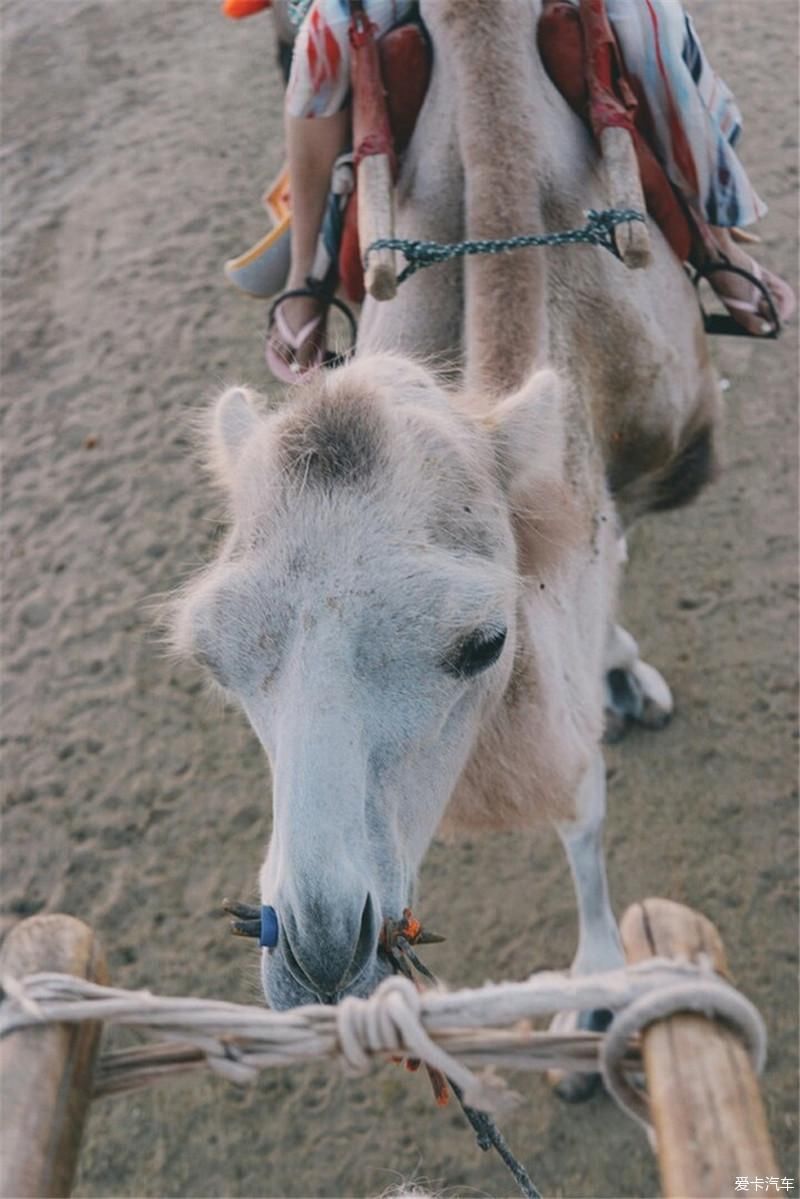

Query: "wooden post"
left=599, top=126, right=651, bottom=270
left=357, top=154, right=397, bottom=301
left=350, top=1, right=397, bottom=302
left=576, top=0, right=651, bottom=271
left=620, top=898, right=777, bottom=1199
left=0, top=915, right=107, bottom=1199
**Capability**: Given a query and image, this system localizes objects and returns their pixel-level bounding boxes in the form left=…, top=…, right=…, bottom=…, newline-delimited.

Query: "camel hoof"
left=604, top=661, right=673, bottom=739
left=549, top=1067, right=603, bottom=1104
left=603, top=667, right=642, bottom=741
left=640, top=695, right=672, bottom=730
left=633, top=660, right=673, bottom=728
left=547, top=1008, right=612, bottom=1103
left=603, top=704, right=629, bottom=743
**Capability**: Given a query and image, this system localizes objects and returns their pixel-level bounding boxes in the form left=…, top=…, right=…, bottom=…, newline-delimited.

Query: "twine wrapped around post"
left=0, top=915, right=107, bottom=1199
left=617, top=899, right=778, bottom=1199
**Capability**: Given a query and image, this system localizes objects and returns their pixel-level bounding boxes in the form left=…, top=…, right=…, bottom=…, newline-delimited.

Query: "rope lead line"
left=364, top=208, right=647, bottom=283
left=451, top=1079, right=541, bottom=1199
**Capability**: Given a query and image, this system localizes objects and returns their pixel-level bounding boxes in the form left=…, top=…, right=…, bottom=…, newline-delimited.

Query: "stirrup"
left=266, top=283, right=358, bottom=377
left=693, top=260, right=781, bottom=339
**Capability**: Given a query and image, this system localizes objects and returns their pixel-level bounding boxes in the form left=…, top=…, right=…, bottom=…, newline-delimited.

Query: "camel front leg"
left=603, top=537, right=674, bottom=741
left=558, top=752, right=623, bottom=975
left=549, top=751, right=624, bottom=1102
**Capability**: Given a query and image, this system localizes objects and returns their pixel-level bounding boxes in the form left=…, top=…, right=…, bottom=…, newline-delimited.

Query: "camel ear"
left=489, top=369, right=565, bottom=496
left=208, top=386, right=260, bottom=483
left=488, top=370, right=580, bottom=573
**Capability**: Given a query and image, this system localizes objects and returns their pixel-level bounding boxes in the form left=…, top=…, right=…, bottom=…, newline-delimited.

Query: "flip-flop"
left=696, top=258, right=796, bottom=339
left=265, top=286, right=358, bottom=383
left=265, top=298, right=326, bottom=384
left=759, top=265, right=796, bottom=325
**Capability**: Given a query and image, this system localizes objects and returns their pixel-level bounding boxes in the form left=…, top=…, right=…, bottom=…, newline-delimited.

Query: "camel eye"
left=445, top=627, right=507, bottom=679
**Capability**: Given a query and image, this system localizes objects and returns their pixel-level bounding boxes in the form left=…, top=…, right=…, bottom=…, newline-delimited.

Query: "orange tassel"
left=425, top=1065, right=450, bottom=1107
left=401, top=907, right=422, bottom=942
left=221, top=0, right=270, bottom=19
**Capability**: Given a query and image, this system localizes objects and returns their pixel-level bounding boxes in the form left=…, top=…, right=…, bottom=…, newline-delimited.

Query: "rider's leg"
left=269, top=0, right=416, bottom=374
left=270, top=109, right=349, bottom=366
left=607, top=0, right=795, bottom=334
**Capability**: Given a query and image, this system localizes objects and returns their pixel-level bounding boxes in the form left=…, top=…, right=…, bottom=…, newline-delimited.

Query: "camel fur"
left=170, top=0, right=720, bottom=1054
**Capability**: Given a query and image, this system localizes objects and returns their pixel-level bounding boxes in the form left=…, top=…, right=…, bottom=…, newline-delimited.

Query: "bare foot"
left=265, top=290, right=327, bottom=380
left=708, top=228, right=796, bottom=335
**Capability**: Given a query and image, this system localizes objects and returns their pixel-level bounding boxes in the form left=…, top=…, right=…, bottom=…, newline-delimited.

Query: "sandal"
left=265, top=285, right=358, bottom=383
left=265, top=290, right=327, bottom=383
left=695, top=258, right=796, bottom=339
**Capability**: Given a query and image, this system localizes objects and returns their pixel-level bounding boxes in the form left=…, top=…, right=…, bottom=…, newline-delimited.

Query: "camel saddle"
left=537, top=0, right=694, bottom=263
left=338, top=20, right=431, bottom=301
left=338, top=1, right=695, bottom=301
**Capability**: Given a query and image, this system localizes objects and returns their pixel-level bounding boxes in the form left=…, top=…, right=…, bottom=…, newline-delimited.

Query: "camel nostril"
left=343, top=892, right=378, bottom=987
left=279, top=926, right=314, bottom=990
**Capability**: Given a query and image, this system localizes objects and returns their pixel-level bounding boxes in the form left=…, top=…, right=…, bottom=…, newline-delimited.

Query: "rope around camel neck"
left=364, top=207, right=647, bottom=283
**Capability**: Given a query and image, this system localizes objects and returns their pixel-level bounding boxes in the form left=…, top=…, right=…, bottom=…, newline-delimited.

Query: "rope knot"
left=336, top=974, right=422, bottom=1075
left=335, top=974, right=516, bottom=1114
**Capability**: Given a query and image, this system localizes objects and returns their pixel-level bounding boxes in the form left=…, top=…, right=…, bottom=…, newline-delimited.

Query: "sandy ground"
left=1, top=2, right=797, bottom=1196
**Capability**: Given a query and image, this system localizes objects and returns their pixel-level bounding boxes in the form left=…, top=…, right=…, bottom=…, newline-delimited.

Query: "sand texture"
left=1, top=1, right=797, bottom=1196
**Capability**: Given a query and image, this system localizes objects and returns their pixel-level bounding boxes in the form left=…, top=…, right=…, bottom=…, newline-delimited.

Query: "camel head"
left=171, top=354, right=572, bottom=1008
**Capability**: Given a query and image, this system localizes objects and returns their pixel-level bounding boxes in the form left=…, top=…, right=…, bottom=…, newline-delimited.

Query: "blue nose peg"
left=222, top=898, right=280, bottom=947
left=260, top=905, right=279, bottom=949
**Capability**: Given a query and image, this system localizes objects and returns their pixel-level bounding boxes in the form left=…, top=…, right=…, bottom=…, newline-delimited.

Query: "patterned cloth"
left=286, top=0, right=766, bottom=226
left=286, top=0, right=415, bottom=118
left=605, top=0, right=765, bottom=225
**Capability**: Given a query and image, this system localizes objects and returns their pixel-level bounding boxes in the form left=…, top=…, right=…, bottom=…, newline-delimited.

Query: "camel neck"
left=428, top=0, right=549, bottom=393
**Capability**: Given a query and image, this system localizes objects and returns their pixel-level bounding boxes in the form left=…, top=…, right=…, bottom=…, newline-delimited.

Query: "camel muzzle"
left=271, top=891, right=380, bottom=1003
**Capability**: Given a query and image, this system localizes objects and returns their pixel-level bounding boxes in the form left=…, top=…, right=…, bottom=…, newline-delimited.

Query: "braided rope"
left=1, top=956, right=764, bottom=1132
left=365, top=207, right=647, bottom=284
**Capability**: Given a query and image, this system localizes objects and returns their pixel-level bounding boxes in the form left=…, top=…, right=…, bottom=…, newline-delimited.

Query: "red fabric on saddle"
left=339, top=22, right=432, bottom=303
left=349, top=7, right=396, bottom=169
left=537, top=0, right=692, bottom=263
left=579, top=0, right=638, bottom=137
left=339, top=195, right=365, bottom=302
left=380, top=24, right=431, bottom=153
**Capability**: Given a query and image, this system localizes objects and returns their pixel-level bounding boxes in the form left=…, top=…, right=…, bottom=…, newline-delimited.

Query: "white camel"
left=170, top=0, right=720, bottom=1098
